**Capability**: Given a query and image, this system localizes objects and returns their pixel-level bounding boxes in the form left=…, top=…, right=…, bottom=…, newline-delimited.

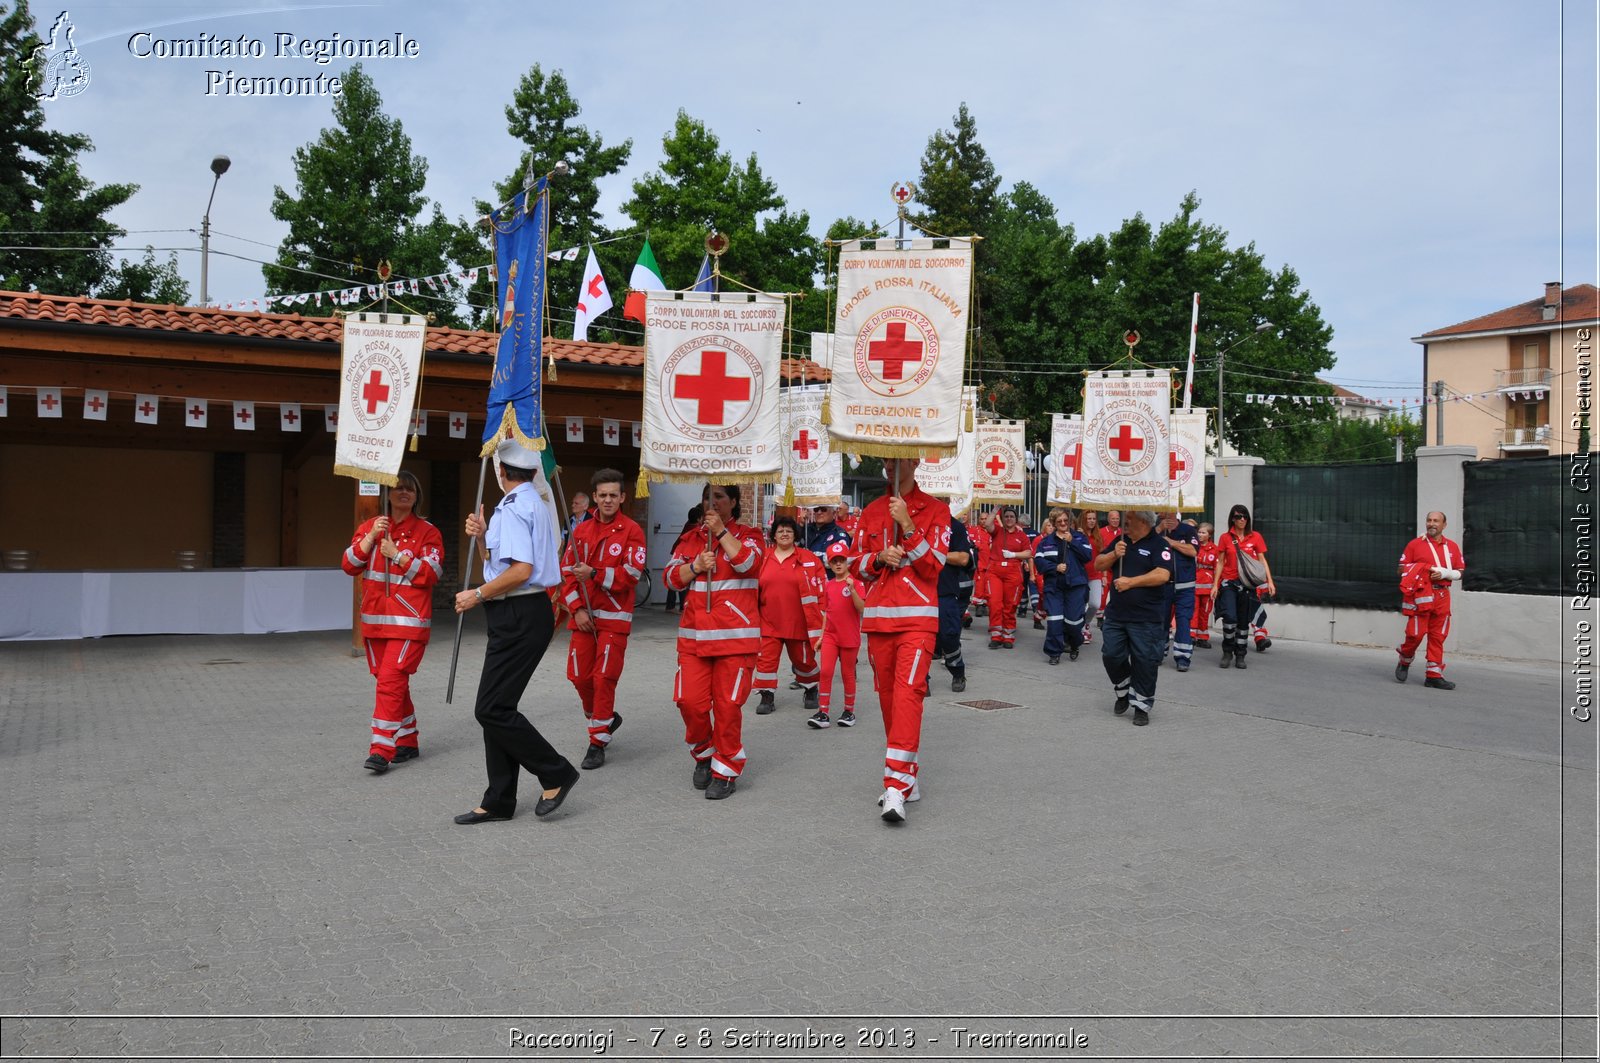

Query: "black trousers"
left=473, top=594, right=576, bottom=817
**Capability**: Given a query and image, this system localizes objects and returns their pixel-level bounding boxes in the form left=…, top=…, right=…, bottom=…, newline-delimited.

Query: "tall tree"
left=460, top=65, right=633, bottom=336
left=621, top=111, right=819, bottom=305
left=264, top=65, right=467, bottom=326
left=96, top=248, right=190, bottom=304
left=912, top=102, right=1001, bottom=240
left=0, top=1, right=137, bottom=295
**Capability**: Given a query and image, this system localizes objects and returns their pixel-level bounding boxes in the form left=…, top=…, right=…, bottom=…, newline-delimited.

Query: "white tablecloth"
left=0, top=569, right=352, bottom=641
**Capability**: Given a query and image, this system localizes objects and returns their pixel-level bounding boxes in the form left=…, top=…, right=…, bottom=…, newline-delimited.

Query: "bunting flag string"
left=229, top=265, right=490, bottom=314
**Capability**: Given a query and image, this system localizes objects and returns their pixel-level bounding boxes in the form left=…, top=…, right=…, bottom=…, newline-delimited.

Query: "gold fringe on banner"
left=636, top=469, right=649, bottom=498
left=408, top=434, right=419, bottom=452
left=964, top=402, right=975, bottom=432
left=477, top=407, right=549, bottom=459
left=846, top=441, right=958, bottom=460
left=334, top=464, right=399, bottom=487
left=782, top=477, right=795, bottom=506
left=819, top=394, right=832, bottom=426
left=640, top=468, right=784, bottom=488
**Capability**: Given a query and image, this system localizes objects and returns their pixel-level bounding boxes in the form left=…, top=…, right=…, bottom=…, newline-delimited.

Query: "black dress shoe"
left=1424, top=676, right=1457, bottom=690
left=453, top=808, right=509, bottom=825
left=364, top=753, right=390, bottom=774
left=580, top=744, right=606, bottom=770
left=951, top=676, right=966, bottom=692
left=1394, top=662, right=1409, bottom=683
left=1113, top=695, right=1129, bottom=716
left=704, top=775, right=737, bottom=800
left=692, top=760, right=712, bottom=790
left=1132, top=708, right=1149, bottom=726
left=392, top=746, right=419, bottom=764
left=534, top=775, right=578, bottom=817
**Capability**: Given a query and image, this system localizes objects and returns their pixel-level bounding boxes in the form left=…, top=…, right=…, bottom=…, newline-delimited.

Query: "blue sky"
left=33, top=0, right=1599, bottom=402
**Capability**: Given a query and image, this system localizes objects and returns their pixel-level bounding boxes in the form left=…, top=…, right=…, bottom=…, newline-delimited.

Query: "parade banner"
left=781, top=384, right=842, bottom=503
left=1048, top=412, right=1084, bottom=504
left=1168, top=408, right=1208, bottom=512
left=1078, top=371, right=1172, bottom=509
left=827, top=238, right=972, bottom=458
left=482, top=179, right=548, bottom=456
left=641, top=291, right=784, bottom=484
left=333, top=312, right=427, bottom=485
left=915, top=386, right=977, bottom=513
left=970, top=418, right=1027, bottom=504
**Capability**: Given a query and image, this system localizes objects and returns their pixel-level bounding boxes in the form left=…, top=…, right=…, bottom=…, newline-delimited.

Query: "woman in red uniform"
left=985, top=507, right=1033, bottom=649
left=340, top=469, right=444, bottom=774
left=1213, top=504, right=1276, bottom=669
left=753, top=515, right=824, bottom=715
left=665, top=484, right=765, bottom=800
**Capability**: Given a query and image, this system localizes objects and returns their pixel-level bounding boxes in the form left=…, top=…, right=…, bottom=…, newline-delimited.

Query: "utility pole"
left=1432, top=379, right=1445, bottom=446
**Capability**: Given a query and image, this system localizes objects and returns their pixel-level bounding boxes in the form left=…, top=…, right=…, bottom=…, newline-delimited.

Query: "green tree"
left=96, top=247, right=190, bottom=304
left=912, top=102, right=1001, bottom=240
left=621, top=111, right=820, bottom=304
left=263, top=65, right=467, bottom=326
left=0, top=1, right=137, bottom=295
left=1284, top=410, right=1424, bottom=464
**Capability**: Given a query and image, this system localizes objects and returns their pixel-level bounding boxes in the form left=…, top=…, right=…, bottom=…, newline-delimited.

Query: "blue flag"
left=692, top=254, right=715, bottom=293
left=482, top=178, right=549, bottom=456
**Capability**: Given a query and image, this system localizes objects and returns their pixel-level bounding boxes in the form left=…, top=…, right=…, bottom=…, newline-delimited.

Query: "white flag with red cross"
left=83, top=389, right=109, bottom=421
left=448, top=412, right=468, bottom=439
left=1167, top=408, right=1208, bottom=512
left=630, top=421, right=641, bottom=448
left=135, top=395, right=158, bottom=425
left=825, top=238, right=972, bottom=459
left=410, top=409, right=427, bottom=437
left=280, top=402, right=302, bottom=432
left=233, top=400, right=256, bottom=431
left=0, top=386, right=7, bottom=418
left=566, top=416, right=584, bottom=443
left=780, top=385, right=840, bottom=503
left=1048, top=412, right=1085, bottom=504
left=333, top=312, right=427, bottom=485
left=915, top=386, right=978, bottom=515
left=572, top=246, right=613, bottom=341
left=1078, top=370, right=1172, bottom=509
left=601, top=418, right=622, bottom=446
left=184, top=398, right=208, bottom=428
left=324, top=404, right=339, bottom=432
left=970, top=418, right=1027, bottom=504
left=640, top=290, right=783, bottom=485
left=37, top=387, right=62, bottom=419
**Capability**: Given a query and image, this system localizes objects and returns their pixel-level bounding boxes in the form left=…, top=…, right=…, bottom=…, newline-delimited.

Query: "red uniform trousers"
left=868, top=631, right=934, bottom=795
left=566, top=629, right=628, bottom=747
left=365, top=637, right=423, bottom=759
left=754, top=635, right=820, bottom=692
left=1398, top=608, right=1451, bottom=679
left=817, top=634, right=859, bottom=714
left=1192, top=589, right=1214, bottom=645
left=986, top=567, right=1023, bottom=644
left=675, top=653, right=752, bottom=779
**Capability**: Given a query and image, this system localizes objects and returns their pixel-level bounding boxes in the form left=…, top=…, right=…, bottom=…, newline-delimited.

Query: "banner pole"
left=1183, top=292, right=1200, bottom=411
left=445, top=455, right=490, bottom=705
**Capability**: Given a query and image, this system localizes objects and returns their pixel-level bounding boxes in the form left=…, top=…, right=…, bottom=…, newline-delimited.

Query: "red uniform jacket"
left=852, top=485, right=951, bottom=634
left=1399, top=535, right=1464, bottom=613
left=667, top=520, right=765, bottom=657
left=1219, top=531, right=1268, bottom=583
left=758, top=548, right=825, bottom=641
left=1195, top=542, right=1220, bottom=592
left=990, top=526, right=1033, bottom=573
left=560, top=512, right=647, bottom=632
left=342, top=514, right=444, bottom=642
left=968, top=524, right=993, bottom=586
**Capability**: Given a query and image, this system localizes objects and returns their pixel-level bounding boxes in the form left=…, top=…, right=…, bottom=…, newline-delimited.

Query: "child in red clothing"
left=1192, top=522, right=1219, bottom=648
left=811, top=541, right=866, bottom=729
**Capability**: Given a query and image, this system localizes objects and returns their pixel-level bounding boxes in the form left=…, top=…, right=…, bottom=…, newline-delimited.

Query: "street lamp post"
left=1215, top=321, right=1274, bottom=458
left=199, top=155, right=230, bottom=307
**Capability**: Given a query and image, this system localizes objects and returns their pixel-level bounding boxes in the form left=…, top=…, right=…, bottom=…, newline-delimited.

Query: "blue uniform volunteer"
left=1036, top=516, right=1094, bottom=662
left=1162, top=516, right=1200, bottom=670
left=1095, top=513, right=1175, bottom=727
left=937, top=516, right=977, bottom=692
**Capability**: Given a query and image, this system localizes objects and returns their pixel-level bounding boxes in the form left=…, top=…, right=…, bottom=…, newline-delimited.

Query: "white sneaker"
left=880, top=787, right=906, bottom=823
left=877, top=779, right=922, bottom=804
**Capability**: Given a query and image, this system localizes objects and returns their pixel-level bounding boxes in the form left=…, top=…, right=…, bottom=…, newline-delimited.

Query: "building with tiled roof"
left=1318, top=380, right=1387, bottom=423
left=0, top=291, right=826, bottom=611
left=1411, top=282, right=1598, bottom=457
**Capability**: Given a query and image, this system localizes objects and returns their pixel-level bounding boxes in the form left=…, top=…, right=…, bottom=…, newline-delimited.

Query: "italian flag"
left=622, top=239, right=665, bottom=322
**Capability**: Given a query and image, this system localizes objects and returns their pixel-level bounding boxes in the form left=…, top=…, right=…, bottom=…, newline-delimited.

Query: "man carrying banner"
left=560, top=468, right=647, bottom=770
left=854, top=458, right=951, bottom=824
left=1093, top=510, right=1174, bottom=728
left=451, top=440, right=579, bottom=824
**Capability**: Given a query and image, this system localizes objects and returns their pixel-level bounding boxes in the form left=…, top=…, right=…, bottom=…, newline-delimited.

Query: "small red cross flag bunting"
left=233, top=401, right=256, bottom=431
left=1079, top=371, right=1172, bottom=509
left=915, top=386, right=979, bottom=515
left=826, top=238, right=972, bottom=459
left=135, top=394, right=158, bottom=425
left=1167, top=409, right=1208, bottom=512
left=83, top=389, right=109, bottom=422
left=641, top=290, right=784, bottom=486
left=1048, top=412, right=1085, bottom=504
left=601, top=418, right=621, bottom=446
left=566, top=416, right=585, bottom=443
left=334, top=312, right=427, bottom=486
left=37, top=387, right=63, bottom=419
left=448, top=412, right=468, bottom=439
left=324, top=405, right=339, bottom=432
left=0, top=386, right=7, bottom=418
left=280, top=402, right=302, bottom=433
left=410, top=409, right=427, bottom=437
left=780, top=385, right=841, bottom=503
left=630, top=421, right=641, bottom=448
left=970, top=418, right=1027, bottom=504
left=184, top=398, right=208, bottom=428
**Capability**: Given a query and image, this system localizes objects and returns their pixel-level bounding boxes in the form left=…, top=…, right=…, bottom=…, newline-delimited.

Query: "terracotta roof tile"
left=0, top=290, right=830, bottom=380
left=1419, top=284, right=1600, bottom=339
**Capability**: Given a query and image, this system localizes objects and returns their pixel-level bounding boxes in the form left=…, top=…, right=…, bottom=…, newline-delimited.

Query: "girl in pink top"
left=811, top=541, right=867, bottom=729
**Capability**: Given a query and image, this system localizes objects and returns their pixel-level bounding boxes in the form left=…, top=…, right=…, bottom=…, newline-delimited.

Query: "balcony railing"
left=1499, top=425, right=1551, bottom=448
left=1495, top=367, right=1553, bottom=392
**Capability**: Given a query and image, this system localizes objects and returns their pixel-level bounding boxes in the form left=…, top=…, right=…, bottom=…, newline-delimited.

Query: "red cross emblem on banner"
left=792, top=429, right=819, bottom=459
left=1169, top=452, right=1187, bottom=478
left=1062, top=445, right=1082, bottom=477
left=674, top=349, right=751, bottom=426
left=868, top=323, right=923, bottom=383
left=984, top=454, right=1007, bottom=478
left=1108, top=424, right=1145, bottom=463
left=362, top=369, right=390, bottom=415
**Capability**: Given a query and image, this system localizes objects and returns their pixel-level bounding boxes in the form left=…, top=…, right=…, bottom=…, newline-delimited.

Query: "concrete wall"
left=1255, top=593, right=1563, bottom=663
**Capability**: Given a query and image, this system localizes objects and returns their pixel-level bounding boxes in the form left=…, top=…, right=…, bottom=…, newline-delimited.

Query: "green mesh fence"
left=1253, top=462, right=1418, bottom=609
left=1462, top=455, right=1576, bottom=596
